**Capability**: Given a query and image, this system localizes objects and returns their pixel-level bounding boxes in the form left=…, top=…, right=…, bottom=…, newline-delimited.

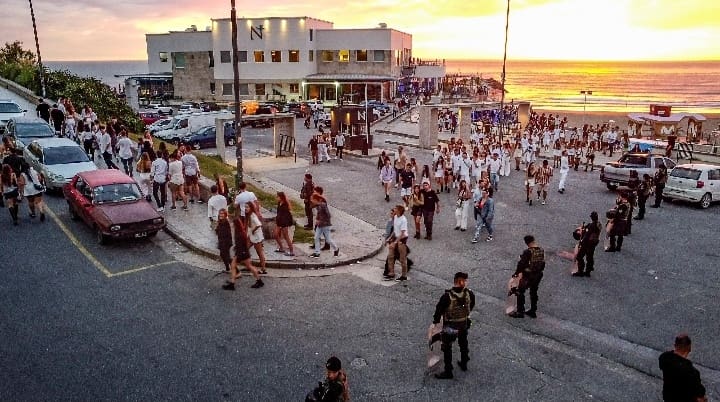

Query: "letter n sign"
left=250, top=25, right=264, bottom=40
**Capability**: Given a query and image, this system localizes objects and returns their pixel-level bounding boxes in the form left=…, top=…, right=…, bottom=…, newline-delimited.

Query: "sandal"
left=274, top=248, right=285, bottom=253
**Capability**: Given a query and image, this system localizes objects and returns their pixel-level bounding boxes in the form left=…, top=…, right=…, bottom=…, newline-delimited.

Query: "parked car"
left=147, top=117, right=173, bottom=134
left=282, top=102, right=304, bottom=117
left=306, top=99, right=324, bottom=112
left=23, top=138, right=98, bottom=191
left=146, top=101, right=173, bottom=115
left=664, top=163, right=720, bottom=209
left=200, top=102, right=221, bottom=112
left=139, top=111, right=162, bottom=126
left=5, top=117, right=55, bottom=148
left=600, top=153, right=676, bottom=190
left=63, top=169, right=166, bottom=244
left=0, top=99, right=27, bottom=133
left=178, top=102, right=202, bottom=114
left=181, top=123, right=237, bottom=150
left=155, top=111, right=231, bottom=143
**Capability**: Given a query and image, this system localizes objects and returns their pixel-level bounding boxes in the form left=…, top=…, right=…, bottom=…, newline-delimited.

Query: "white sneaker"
left=541, top=200, right=546, bottom=205
left=157, top=207, right=164, bottom=212
left=471, top=238, right=478, bottom=244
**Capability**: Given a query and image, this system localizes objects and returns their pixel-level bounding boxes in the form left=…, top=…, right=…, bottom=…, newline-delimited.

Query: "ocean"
left=45, top=59, right=720, bottom=114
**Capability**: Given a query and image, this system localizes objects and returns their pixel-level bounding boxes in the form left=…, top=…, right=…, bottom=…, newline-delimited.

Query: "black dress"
left=276, top=202, right=293, bottom=228
left=233, top=219, right=251, bottom=261
left=215, top=219, right=233, bottom=264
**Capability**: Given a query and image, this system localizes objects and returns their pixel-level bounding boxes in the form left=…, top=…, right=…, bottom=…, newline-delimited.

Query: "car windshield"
left=618, top=155, right=648, bottom=166
left=0, top=103, right=22, bottom=113
left=670, top=167, right=701, bottom=180
left=43, top=146, right=90, bottom=165
left=15, top=123, right=54, bottom=137
left=93, top=183, right=143, bottom=204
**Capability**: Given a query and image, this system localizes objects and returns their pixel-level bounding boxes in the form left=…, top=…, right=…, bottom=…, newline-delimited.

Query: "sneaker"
left=333, top=248, right=340, bottom=257
left=284, top=251, right=295, bottom=257
left=541, top=200, right=546, bottom=205
left=197, top=200, right=204, bottom=204
left=454, top=226, right=460, bottom=230
left=259, top=269, right=268, bottom=274
left=525, top=311, right=537, bottom=318
left=189, top=199, right=195, bottom=204
left=221, top=281, right=235, bottom=291
left=485, top=236, right=493, bottom=242
left=251, top=279, right=264, bottom=288
left=395, top=276, right=408, bottom=282
left=40, top=213, right=45, bottom=222
left=310, top=253, right=321, bottom=258
left=507, top=311, right=524, bottom=318
left=471, top=238, right=478, bottom=244
left=435, top=371, right=454, bottom=380
left=383, top=275, right=395, bottom=281
left=182, top=206, right=189, bottom=211
left=170, top=205, right=177, bottom=210
left=529, top=199, right=533, bottom=206
left=457, top=360, right=468, bottom=371
left=29, top=212, right=36, bottom=219
left=571, top=271, right=584, bottom=277
left=414, top=233, right=421, bottom=239
left=157, top=207, right=164, bottom=212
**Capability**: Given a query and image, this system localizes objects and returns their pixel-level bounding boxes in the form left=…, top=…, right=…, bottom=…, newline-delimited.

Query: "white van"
left=155, top=112, right=232, bottom=143
left=664, top=163, right=720, bottom=209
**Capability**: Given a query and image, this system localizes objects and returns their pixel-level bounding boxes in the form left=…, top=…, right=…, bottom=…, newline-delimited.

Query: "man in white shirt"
left=234, top=182, right=259, bottom=220
left=384, top=204, right=409, bottom=282
left=150, top=155, right=169, bottom=211
left=450, top=149, right=462, bottom=189
left=558, top=150, right=570, bottom=194
left=115, top=131, right=135, bottom=176
left=459, top=152, right=471, bottom=184
left=167, top=153, right=187, bottom=210
left=98, top=126, right=118, bottom=170
left=207, top=184, right=228, bottom=229
left=181, top=150, right=201, bottom=204
left=334, top=133, right=345, bottom=160
left=487, top=152, right=503, bottom=191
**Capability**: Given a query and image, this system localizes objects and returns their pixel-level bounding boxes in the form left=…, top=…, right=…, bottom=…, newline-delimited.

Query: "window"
left=271, top=50, right=282, bottom=63
left=321, top=51, right=333, bottom=62
left=174, top=52, right=186, bottom=68
left=356, top=50, right=368, bottom=62
left=373, top=50, right=385, bottom=62
left=210, top=82, right=216, bottom=95
left=238, top=84, right=249, bottom=95
left=254, top=51, right=264, bottom=62
left=670, top=167, right=701, bottom=180
left=289, top=50, right=300, bottom=63
left=289, top=83, right=299, bottom=94
left=220, top=51, right=231, bottom=63
left=237, top=51, right=247, bottom=63
left=309, top=29, right=313, bottom=41
left=222, top=83, right=233, bottom=96
left=339, top=50, right=350, bottom=62
left=708, top=169, right=720, bottom=180
left=209, top=51, right=214, bottom=68
left=159, top=52, right=168, bottom=63
left=255, top=84, right=266, bottom=96
left=309, top=50, right=314, bottom=62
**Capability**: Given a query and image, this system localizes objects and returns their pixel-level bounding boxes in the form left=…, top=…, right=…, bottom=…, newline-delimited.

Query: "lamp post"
left=28, top=0, right=46, bottom=97
left=498, top=0, right=510, bottom=143
left=230, top=0, right=243, bottom=187
left=334, top=81, right=339, bottom=106
left=580, top=90, right=592, bottom=125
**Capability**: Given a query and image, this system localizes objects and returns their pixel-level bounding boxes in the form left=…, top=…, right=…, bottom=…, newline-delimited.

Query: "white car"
left=147, top=102, right=173, bottom=115
left=0, top=99, right=27, bottom=133
left=23, top=137, right=98, bottom=190
left=664, top=163, right=720, bottom=209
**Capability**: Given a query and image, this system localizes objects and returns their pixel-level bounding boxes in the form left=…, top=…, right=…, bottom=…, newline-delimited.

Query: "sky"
left=4, top=0, right=720, bottom=61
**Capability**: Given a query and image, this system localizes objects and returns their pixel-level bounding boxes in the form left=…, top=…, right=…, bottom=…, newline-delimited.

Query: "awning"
left=304, top=73, right=397, bottom=83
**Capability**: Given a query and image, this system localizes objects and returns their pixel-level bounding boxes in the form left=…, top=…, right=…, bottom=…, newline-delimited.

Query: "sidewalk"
left=162, top=173, right=386, bottom=271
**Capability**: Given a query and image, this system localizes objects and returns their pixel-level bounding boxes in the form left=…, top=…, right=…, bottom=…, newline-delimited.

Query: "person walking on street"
left=1, top=164, right=21, bottom=225
left=310, top=186, right=339, bottom=258
left=634, top=174, right=652, bottom=220
left=421, top=182, right=440, bottom=240
left=652, top=164, right=668, bottom=208
left=454, top=180, right=471, bottom=231
left=274, top=191, right=295, bottom=256
left=181, top=150, right=201, bottom=204
left=98, top=126, right=119, bottom=170
left=558, top=150, right=569, bottom=194
left=334, top=132, right=345, bottom=160
left=21, top=166, right=46, bottom=222
left=246, top=202, right=267, bottom=274
left=384, top=204, right=409, bottom=282
left=300, top=173, right=315, bottom=229
left=659, top=333, right=707, bottom=402
left=472, top=188, right=494, bottom=243
left=432, top=272, right=475, bottom=379
left=308, top=135, right=319, bottom=164
left=409, top=184, right=424, bottom=239
left=150, top=151, right=169, bottom=212
left=167, top=152, right=188, bottom=211
left=534, top=160, right=553, bottom=205
left=573, top=211, right=602, bottom=277
left=525, top=162, right=537, bottom=205
left=508, top=235, right=546, bottom=318
left=380, top=158, right=396, bottom=202
left=215, top=208, right=233, bottom=272
left=223, top=216, right=264, bottom=290
left=207, top=184, right=228, bottom=229
left=115, top=131, right=136, bottom=176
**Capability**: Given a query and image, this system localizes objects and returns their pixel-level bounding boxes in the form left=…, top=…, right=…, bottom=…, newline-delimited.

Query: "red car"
left=139, top=111, right=162, bottom=126
left=63, top=169, right=165, bottom=244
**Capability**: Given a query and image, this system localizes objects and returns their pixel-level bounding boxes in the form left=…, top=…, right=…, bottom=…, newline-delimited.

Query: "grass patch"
left=130, top=133, right=313, bottom=243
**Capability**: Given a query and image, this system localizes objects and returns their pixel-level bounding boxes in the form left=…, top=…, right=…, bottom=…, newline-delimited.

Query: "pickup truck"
left=600, top=153, right=676, bottom=190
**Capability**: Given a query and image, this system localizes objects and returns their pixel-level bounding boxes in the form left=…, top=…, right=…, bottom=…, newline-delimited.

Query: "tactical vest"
left=444, top=288, right=471, bottom=323
left=528, top=247, right=546, bottom=272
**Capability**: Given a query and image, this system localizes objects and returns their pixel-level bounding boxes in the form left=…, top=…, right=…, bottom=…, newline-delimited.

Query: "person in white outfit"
left=558, top=150, right=570, bottom=194
left=454, top=180, right=472, bottom=231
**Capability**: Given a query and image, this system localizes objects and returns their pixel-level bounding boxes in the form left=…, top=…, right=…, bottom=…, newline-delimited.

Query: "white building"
left=144, top=17, right=445, bottom=103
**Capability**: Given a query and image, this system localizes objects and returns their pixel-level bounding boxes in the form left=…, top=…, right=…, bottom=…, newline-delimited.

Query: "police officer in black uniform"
left=432, top=272, right=475, bottom=379
left=634, top=174, right=652, bottom=220
left=652, top=164, right=668, bottom=208
left=606, top=190, right=630, bottom=252
left=509, top=235, right=545, bottom=318
left=573, top=211, right=602, bottom=277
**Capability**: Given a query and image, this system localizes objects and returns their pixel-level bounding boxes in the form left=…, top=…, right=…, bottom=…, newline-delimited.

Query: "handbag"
left=455, top=198, right=463, bottom=208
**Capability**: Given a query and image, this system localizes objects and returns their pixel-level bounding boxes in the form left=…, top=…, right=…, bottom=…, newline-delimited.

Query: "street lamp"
left=580, top=90, right=592, bottom=124
left=498, top=0, right=510, bottom=143
left=230, top=0, right=243, bottom=188
left=28, top=0, right=46, bottom=97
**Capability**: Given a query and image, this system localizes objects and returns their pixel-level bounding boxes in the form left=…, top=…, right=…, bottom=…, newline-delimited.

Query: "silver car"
left=23, top=138, right=98, bottom=190
left=0, top=99, right=27, bottom=133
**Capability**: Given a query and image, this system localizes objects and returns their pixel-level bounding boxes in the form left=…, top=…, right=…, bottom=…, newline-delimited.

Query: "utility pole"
left=28, top=0, right=46, bottom=97
left=230, top=0, right=243, bottom=187
left=498, top=0, right=510, bottom=143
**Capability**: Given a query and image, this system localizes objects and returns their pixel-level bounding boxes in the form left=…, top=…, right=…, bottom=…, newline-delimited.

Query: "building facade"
left=144, top=17, right=445, bottom=104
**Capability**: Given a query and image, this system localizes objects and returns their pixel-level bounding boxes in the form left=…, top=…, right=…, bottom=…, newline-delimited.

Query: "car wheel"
left=68, top=202, right=79, bottom=221
left=699, top=193, right=712, bottom=209
left=227, top=137, right=236, bottom=146
left=192, top=141, right=201, bottom=150
left=606, top=183, right=618, bottom=191
left=96, top=227, right=108, bottom=245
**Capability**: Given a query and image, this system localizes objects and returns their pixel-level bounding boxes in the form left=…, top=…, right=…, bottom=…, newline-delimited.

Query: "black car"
left=283, top=102, right=305, bottom=117
left=182, top=124, right=237, bottom=150
left=5, top=117, right=55, bottom=148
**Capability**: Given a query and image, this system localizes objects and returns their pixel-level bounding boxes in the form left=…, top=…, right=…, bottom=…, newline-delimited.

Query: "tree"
left=0, top=41, right=36, bottom=65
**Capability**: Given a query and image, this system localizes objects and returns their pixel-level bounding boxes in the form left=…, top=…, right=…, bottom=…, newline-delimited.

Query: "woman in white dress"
left=433, top=157, right=446, bottom=193
left=501, top=143, right=512, bottom=177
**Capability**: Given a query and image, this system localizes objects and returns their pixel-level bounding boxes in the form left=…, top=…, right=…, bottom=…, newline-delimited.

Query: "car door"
left=73, top=178, right=95, bottom=225
left=203, top=127, right=216, bottom=147
left=662, top=158, right=676, bottom=170
left=708, top=169, right=720, bottom=199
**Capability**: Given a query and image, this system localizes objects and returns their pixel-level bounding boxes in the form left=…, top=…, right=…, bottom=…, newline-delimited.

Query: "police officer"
left=432, top=272, right=475, bottom=379
left=509, top=235, right=545, bottom=318
left=573, top=212, right=602, bottom=277
left=634, top=174, right=652, bottom=220
left=306, top=356, right=349, bottom=402
left=651, top=164, right=668, bottom=208
left=606, top=191, right=630, bottom=252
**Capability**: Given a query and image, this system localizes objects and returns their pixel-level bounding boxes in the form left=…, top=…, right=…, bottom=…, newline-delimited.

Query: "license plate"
left=134, top=232, right=147, bottom=238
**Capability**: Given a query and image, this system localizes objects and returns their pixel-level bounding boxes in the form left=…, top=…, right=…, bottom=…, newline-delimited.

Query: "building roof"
left=211, top=16, right=333, bottom=25
left=628, top=113, right=707, bottom=124
left=304, top=73, right=397, bottom=82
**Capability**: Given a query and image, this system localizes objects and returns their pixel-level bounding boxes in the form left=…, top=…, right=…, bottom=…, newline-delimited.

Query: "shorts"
left=168, top=182, right=181, bottom=193
left=26, top=193, right=42, bottom=201
left=537, top=183, right=549, bottom=191
left=411, top=206, right=422, bottom=216
left=525, top=178, right=536, bottom=187
left=184, top=175, right=198, bottom=186
left=400, top=187, right=412, bottom=197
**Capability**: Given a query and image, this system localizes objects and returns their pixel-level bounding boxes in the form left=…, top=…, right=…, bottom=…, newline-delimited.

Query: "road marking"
left=46, top=206, right=175, bottom=278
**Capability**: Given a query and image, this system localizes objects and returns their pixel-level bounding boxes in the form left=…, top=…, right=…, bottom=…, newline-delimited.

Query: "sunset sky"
left=4, top=0, right=719, bottom=61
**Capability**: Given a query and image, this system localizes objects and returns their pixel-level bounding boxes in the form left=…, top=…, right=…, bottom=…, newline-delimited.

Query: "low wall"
left=0, top=77, right=38, bottom=104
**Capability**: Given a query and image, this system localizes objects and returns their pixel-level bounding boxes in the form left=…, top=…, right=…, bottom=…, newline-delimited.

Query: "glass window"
left=159, top=52, right=168, bottom=63
left=309, top=50, right=314, bottom=62
left=208, top=51, right=214, bottom=68
left=255, top=84, right=266, bottom=96
left=356, top=50, right=368, bottom=62
left=664, top=158, right=675, bottom=169
left=338, top=50, right=350, bottom=62
left=238, top=51, right=248, bottom=63
left=670, top=167, right=701, bottom=180
left=289, top=83, right=299, bottom=94
left=174, top=52, right=186, bottom=68
left=254, top=51, right=264, bottom=63
left=220, top=51, right=231, bottom=63
left=222, top=83, right=233, bottom=96
left=238, top=84, right=249, bottom=96
left=289, top=50, right=300, bottom=63
left=271, top=50, right=282, bottom=63
left=15, top=123, right=54, bottom=138
left=210, top=82, right=216, bottom=95
left=93, top=183, right=143, bottom=204
left=321, top=51, right=333, bottom=62
left=373, top=50, right=385, bottom=62
left=708, top=169, right=720, bottom=180
left=43, top=146, right=90, bottom=165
